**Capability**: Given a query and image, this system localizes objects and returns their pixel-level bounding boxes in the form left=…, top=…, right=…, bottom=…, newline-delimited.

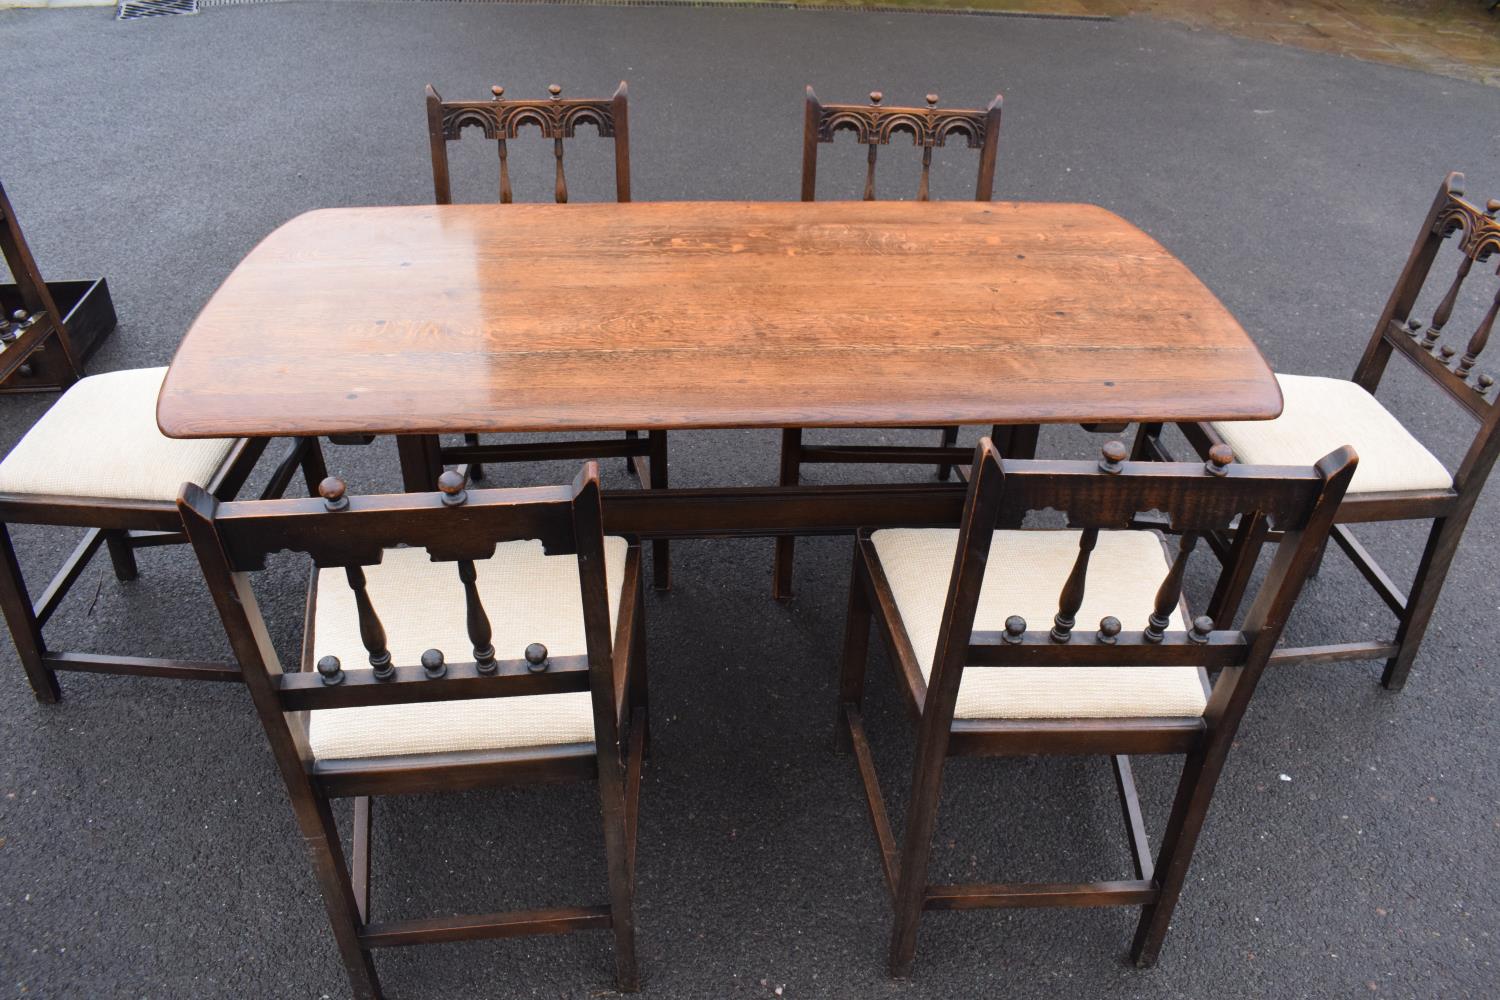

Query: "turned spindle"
left=1187, top=616, right=1214, bottom=644
left=0, top=316, right=13, bottom=344
left=1002, top=615, right=1026, bottom=644
left=1421, top=326, right=1441, bottom=352
left=525, top=642, right=550, bottom=672
left=1145, top=532, right=1198, bottom=643
left=319, top=476, right=348, bottom=511
left=1431, top=256, right=1474, bottom=334
left=1096, top=616, right=1121, bottom=644
left=421, top=648, right=447, bottom=679
left=492, top=86, right=512, bottom=204
left=438, top=469, right=468, bottom=506
left=1459, top=285, right=1499, bottom=378
left=345, top=565, right=391, bottom=672
left=1098, top=440, right=1127, bottom=475
left=549, top=85, right=568, bottom=204
left=861, top=91, right=883, bottom=202
left=1205, top=444, right=1234, bottom=477
left=917, top=94, right=939, bottom=202
left=457, top=559, right=496, bottom=670
left=1051, top=528, right=1098, bottom=643
left=316, top=655, right=344, bottom=686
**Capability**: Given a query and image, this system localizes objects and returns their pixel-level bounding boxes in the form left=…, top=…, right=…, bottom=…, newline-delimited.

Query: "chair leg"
left=463, top=433, right=486, bottom=482
left=1382, top=514, right=1465, bottom=691
left=648, top=431, right=670, bottom=591
left=297, top=793, right=384, bottom=999
left=935, top=425, right=959, bottom=481
left=1130, top=422, right=1164, bottom=461
left=597, top=755, right=640, bottom=991
left=835, top=550, right=873, bottom=754
left=773, top=428, right=802, bottom=601
left=298, top=436, right=329, bottom=497
left=0, top=523, right=60, bottom=703
left=1130, top=747, right=1218, bottom=968
left=103, top=529, right=138, bottom=582
left=630, top=578, right=651, bottom=757
left=625, top=430, right=641, bottom=478
left=887, top=731, right=949, bottom=978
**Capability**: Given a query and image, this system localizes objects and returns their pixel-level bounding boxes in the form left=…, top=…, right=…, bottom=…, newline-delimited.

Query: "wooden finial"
left=1096, top=616, right=1121, bottom=644
left=316, top=655, right=344, bottom=686
left=1188, top=615, right=1214, bottom=644
left=10, top=309, right=26, bottom=324
left=1205, top=444, right=1234, bottom=477
left=1003, top=615, right=1027, bottom=643
left=0, top=316, right=14, bottom=344
left=548, top=84, right=562, bottom=99
left=491, top=85, right=504, bottom=99
left=420, top=648, right=446, bottom=678
left=319, top=477, right=348, bottom=511
left=925, top=93, right=939, bottom=107
left=1406, top=318, right=1424, bottom=339
left=1098, top=440, right=1127, bottom=474
left=869, top=90, right=883, bottom=105
left=1487, top=199, right=1500, bottom=218
left=437, top=469, right=468, bottom=506
left=1477, top=373, right=1495, bottom=395
left=1440, top=345, right=1457, bottom=363
left=525, top=642, right=550, bottom=672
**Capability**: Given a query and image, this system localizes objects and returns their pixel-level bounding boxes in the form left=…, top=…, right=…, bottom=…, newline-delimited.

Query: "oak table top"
left=157, top=200, right=1280, bottom=439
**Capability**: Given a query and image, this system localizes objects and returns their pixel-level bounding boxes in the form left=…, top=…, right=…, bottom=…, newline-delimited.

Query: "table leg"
left=396, top=434, right=444, bottom=492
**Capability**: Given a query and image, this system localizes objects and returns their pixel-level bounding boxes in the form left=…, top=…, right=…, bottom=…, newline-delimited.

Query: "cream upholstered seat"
left=0, top=367, right=236, bottom=501
left=1209, top=373, right=1451, bottom=495
left=870, top=528, right=1207, bottom=720
left=307, top=537, right=629, bottom=761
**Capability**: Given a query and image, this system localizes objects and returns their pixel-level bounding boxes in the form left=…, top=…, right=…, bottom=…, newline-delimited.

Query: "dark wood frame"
left=1133, top=172, right=1500, bottom=689
left=178, top=463, right=645, bottom=998
left=774, top=86, right=1015, bottom=599
left=836, top=438, right=1355, bottom=975
left=0, top=431, right=325, bottom=703
left=421, top=81, right=670, bottom=590
left=0, top=178, right=82, bottom=389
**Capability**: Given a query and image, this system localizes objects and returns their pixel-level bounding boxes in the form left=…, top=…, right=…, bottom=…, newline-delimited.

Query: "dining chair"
left=0, top=365, right=325, bottom=702
left=773, top=86, right=1005, bottom=600
left=0, top=178, right=83, bottom=389
left=178, top=462, right=647, bottom=998
left=1132, top=171, right=1500, bottom=690
left=836, top=436, right=1355, bottom=975
left=424, top=81, right=670, bottom=590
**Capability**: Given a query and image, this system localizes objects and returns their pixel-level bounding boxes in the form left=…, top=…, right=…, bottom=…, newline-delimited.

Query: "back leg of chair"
left=296, top=790, right=385, bottom=999
left=934, top=426, right=959, bottom=481
left=464, top=433, right=485, bottom=481
left=597, top=746, right=641, bottom=992
left=773, top=428, right=802, bottom=600
left=1383, top=512, right=1466, bottom=691
left=1129, top=746, right=1219, bottom=968
left=0, top=523, right=59, bottom=703
left=103, top=529, right=138, bottom=581
left=648, top=431, right=670, bottom=591
left=297, top=436, right=329, bottom=496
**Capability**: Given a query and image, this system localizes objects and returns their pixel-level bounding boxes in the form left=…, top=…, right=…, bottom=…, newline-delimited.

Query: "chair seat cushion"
left=869, top=528, right=1206, bottom=721
left=0, top=367, right=236, bottom=502
left=1209, top=373, right=1451, bottom=495
left=307, top=538, right=629, bottom=761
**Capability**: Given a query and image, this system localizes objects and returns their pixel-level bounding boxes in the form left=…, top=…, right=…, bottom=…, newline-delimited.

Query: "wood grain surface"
left=158, top=201, right=1280, bottom=438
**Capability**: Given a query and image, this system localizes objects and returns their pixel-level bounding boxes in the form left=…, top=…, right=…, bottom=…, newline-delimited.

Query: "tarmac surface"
left=1, top=4, right=1499, bottom=998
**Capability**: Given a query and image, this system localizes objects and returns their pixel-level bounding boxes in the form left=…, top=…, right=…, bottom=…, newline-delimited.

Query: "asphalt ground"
left=1, top=4, right=1499, bottom=998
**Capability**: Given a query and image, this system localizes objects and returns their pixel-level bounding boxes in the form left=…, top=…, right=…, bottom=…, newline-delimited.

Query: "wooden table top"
left=158, top=201, right=1280, bottom=438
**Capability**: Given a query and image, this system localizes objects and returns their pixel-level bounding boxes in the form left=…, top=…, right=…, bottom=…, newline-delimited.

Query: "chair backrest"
left=178, top=465, right=621, bottom=778
left=0, top=179, right=77, bottom=384
left=924, top=439, right=1356, bottom=737
left=1353, top=172, right=1500, bottom=492
left=425, top=82, right=631, bottom=206
left=800, top=86, right=1002, bottom=203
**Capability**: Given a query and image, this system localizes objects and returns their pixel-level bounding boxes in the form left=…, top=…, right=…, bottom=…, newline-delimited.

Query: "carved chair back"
left=923, top=439, right=1356, bottom=737
left=178, top=465, right=622, bottom=777
left=1353, top=172, right=1500, bottom=494
left=800, top=86, right=1002, bottom=203
left=425, top=82, right=630, bottom=206
left=0, top=179, right=76, bottom=383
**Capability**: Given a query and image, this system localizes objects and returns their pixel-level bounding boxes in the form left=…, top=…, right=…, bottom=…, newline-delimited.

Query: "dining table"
left=156, top=199, right=1282, bottom=542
